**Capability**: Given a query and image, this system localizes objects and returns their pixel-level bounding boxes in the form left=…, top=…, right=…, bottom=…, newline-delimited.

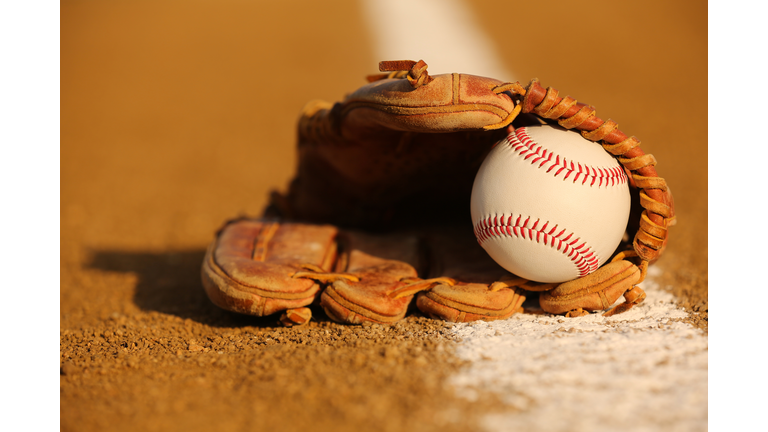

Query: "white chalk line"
left=359, top=0, right=513, bottom=80
left=448, top=266, right=707, bottom=432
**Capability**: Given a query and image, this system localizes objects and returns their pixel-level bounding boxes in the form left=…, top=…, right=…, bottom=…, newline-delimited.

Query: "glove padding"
left=201, top=60, right=675, bottom=325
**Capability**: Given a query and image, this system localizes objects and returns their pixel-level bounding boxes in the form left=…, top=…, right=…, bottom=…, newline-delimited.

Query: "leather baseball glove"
left=201, top=60, right=676, bottom=326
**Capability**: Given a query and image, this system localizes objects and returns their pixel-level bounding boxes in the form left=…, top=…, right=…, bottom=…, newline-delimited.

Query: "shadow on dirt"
left=86, top=249, right=291, bottom=328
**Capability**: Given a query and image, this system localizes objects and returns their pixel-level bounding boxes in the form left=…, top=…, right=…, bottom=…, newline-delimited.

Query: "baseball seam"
left=474, top=214, right=599, bottom=277
left=508, top=128, right=627, bottom=187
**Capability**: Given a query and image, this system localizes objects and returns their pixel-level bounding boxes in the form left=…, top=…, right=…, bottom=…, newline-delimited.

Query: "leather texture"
left=201, top=60, right=675, bottom=324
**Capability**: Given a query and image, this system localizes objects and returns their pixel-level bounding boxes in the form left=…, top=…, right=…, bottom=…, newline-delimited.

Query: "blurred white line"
left=359, top=0, right=514, bottom=80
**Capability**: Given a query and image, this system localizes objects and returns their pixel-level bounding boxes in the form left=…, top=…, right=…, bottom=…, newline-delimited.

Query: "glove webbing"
left=513, top=80, right=675, bottom=268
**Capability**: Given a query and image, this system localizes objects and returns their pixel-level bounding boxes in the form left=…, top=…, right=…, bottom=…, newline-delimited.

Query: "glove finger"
left=201, top=218, right=337, bottom=317
left=538, top=260, right=641, bottom=315
left=414, top=226, right=526, bottom=322
left=340, top=70, right=517, bottom=136
left=318, top=230, right=421, bottom=325
left=416, top=284, right=525, bottom=323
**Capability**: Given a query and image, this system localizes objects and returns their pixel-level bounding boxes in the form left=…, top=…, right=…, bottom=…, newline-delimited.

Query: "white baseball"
left=470, top=125, right=631, bottom=283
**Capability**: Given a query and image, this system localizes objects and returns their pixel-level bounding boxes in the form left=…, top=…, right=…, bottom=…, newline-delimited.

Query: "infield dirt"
left=61, top=1, right=707, bottom=430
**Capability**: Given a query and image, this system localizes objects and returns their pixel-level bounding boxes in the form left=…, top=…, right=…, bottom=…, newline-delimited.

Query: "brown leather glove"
left=201, top=60, right=675, bottom=325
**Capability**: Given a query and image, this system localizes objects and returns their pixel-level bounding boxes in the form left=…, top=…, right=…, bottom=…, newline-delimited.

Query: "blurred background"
left=60, top=0, right=707, bottom=430
left=62, top=0, right=706, bottom=257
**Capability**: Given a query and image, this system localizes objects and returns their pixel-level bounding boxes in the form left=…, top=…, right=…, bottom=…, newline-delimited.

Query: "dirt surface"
left=61, top=1, right=707, bottom=430
left=60, top=313, right=509, bottom=432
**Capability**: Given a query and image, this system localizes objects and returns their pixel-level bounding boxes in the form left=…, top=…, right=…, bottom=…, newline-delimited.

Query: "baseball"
left=470, top=125, right=631, bottom=283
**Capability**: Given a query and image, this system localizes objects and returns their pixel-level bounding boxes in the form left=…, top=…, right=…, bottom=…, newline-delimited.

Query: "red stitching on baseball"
left=474, top=214, right=600, bottom=277
left=507, top=128, right=627, bottom=186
